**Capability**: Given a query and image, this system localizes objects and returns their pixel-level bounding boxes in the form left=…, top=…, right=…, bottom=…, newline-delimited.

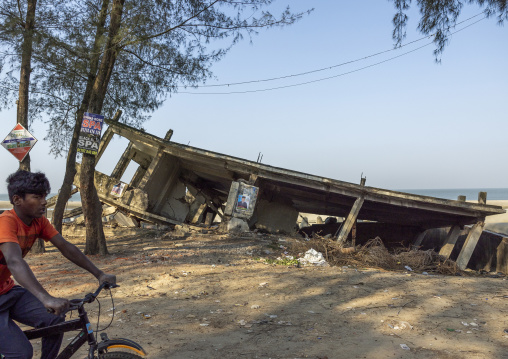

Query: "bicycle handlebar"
left=67, top=282, right=119, bottom=312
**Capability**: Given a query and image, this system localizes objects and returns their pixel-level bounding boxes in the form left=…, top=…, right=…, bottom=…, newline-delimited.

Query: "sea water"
left=0, top=192, right=81, bottom=210
left=0, top=188, right=507, bottom=210
left=399, top=188, right=508, bottom=201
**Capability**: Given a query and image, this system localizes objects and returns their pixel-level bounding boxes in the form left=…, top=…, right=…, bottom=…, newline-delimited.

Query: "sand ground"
left=20, top=230, right=508, bottom=359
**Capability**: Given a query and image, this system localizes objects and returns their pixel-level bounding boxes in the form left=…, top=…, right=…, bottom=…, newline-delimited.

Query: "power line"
left=180, top=13, right=486, bottom=95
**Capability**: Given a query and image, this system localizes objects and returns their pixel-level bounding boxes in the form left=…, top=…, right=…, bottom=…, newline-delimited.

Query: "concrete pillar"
left=456, top=221, right=485, bottom=270
left=129, top=166, right=146, bottom=188
left=412, top=230, right=427, bottom=250
left=457, top=195, right=466, bottom=202
left=137, top=129, right=173, bottom=192
left=186, top=194, right=207, bottom=224
left=111, top=142, right=133, bottom=180
left=438, top=225, right=462, bottom=259
left=336, top=195, right=365, bottom=244
left=205, top=212, right=214, bottom=227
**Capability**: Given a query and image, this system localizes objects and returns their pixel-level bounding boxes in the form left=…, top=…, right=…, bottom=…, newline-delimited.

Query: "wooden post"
left=457, top=195, right=466, bottom=202
left=456, top=221, right=485, bottom=270
left=439, top=225, right=462, bottom=259
left=336, top=195, right=365, bottom=244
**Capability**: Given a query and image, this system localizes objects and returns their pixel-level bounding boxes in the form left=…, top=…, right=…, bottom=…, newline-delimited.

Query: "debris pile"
left=291, top=236, right=459, bottom=275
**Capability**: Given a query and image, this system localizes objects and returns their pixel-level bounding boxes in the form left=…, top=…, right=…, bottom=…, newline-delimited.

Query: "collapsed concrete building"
left=55, top=117, right=506, bottom=273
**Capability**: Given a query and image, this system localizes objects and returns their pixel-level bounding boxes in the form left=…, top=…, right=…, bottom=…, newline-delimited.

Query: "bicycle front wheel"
left=99, top=352, right=143, bottom=359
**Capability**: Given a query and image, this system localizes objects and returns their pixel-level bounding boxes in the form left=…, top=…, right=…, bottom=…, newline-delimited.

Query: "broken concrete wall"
left=159, top=181, right=189, bottom=223
left=449, top=230, right=508, bottom=274
left=418, top=226, right=508, bottom=274
left=249, top=198, right=299, bottom=234
left=137, top=153, right=189, bottom=221
left=75, top=164, right=149, bottom=211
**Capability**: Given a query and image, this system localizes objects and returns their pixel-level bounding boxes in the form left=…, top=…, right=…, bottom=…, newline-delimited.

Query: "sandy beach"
left=24, top=231, right=508, bottom=359
left=0, top=200, right=82, bottom=211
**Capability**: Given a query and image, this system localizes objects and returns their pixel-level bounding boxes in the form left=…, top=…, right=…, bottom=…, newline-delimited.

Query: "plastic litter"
left=404, top=266, right=413, bottom=271
left=298, top=249, right=329, bottom=267
left=400, top=344, right=410, bottom=350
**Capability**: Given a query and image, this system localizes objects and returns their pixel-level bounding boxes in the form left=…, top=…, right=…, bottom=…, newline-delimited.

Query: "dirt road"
left=25, top=230, right=508, bottom=359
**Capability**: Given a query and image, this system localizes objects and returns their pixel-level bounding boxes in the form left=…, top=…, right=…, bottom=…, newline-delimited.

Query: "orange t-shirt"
left=0, top=209, right=59, bottom=295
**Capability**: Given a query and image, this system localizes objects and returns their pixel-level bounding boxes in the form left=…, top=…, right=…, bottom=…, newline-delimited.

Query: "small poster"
left=1, top=123, right=38, bottom=162
left=233, top=183, right=258, bottom=218
left=77, top=112, right=104, bottom=155
left=110, top=182, right=126, bottom=197
left=237, top=194, right=250, bottom=210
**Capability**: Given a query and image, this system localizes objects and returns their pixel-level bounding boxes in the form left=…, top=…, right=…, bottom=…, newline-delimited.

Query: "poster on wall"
left=110, top=182, right=126, bottom=197
left=233, top=183, right=258, bottom=218
left=77, top=112, right=104, bottom=155
left=1, top=123, right=38, bottom=162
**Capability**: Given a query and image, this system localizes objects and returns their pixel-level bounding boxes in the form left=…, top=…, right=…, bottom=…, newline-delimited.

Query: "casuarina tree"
left=1, top=0, right=311, bottom=254
left=389, top=0, right=507, bottom=59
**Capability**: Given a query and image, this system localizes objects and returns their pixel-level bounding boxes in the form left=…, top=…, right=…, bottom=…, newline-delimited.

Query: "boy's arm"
left=0, top=242, right=69, bottom=315
left=49, top=234, right=116, bottom=285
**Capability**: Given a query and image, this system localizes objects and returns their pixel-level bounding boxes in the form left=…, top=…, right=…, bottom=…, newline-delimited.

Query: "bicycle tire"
left=98, top=352, right=143, bottom=359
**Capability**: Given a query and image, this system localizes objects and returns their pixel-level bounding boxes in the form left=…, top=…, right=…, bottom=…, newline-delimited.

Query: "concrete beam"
left=456, top=222, right=485, bottom=270
left=96, top=110, right=122, bottom=164
left=438, top=225, right=462, bottom=259
left=336, top=195, right=365, bottom=244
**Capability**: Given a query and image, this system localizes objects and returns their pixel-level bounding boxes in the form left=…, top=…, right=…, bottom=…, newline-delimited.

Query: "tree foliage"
left=1, top=0, right=311, bottom=156
left=389, top=0, right=507, bottom=58
left=1, top=0, right=311, bottom=255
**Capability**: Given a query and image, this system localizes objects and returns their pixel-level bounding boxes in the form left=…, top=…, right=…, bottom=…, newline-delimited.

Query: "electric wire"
left=188, top=11, right=486, bottom=89
left=180, top=13, right=487, bottom=94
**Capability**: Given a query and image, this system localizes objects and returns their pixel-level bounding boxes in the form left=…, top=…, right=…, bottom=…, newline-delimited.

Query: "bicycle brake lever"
left=103, top=282, right=119, bottom=289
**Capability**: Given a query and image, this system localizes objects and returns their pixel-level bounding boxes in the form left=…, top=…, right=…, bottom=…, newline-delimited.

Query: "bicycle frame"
left=24, top=303, right=98, bottom=359
left=21, top=284, right=146, bottom=359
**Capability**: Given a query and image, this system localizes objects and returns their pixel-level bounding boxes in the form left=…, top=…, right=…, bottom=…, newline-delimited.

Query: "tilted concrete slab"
left=100, top=119, right=504, bottom=230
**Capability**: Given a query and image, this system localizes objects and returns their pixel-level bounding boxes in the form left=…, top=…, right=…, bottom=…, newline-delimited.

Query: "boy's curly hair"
left=6, top=170, right=51, bottom=204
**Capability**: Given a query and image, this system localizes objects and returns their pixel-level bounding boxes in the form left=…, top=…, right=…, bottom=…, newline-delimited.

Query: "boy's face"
left=13, top=193, right=48, bottom=220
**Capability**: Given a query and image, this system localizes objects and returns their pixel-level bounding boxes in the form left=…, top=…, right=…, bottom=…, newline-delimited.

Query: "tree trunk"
left=81, top=0, right=124, bottom=255
left=52, top=0, right=111, bottom=234
left=18, top=0, right=42, bottom=252
left=17, top=0, right=37, bottom=172
left=81, top=155, right=108, bottom=255
left=30, top=238, right=45, bottom=253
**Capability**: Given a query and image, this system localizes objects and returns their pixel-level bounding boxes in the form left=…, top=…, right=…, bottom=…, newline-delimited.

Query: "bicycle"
left=2, top=282, right=147, bottom=359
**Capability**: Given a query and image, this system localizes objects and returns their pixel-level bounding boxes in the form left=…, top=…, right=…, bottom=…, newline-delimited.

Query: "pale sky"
left=1, top=0, right=507, bottom=193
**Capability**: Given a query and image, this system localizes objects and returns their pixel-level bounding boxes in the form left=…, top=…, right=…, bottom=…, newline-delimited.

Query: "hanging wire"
left=179, top=14, right=487, bottom=95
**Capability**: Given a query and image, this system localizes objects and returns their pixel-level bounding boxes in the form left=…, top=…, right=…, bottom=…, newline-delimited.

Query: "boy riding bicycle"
left=0, top=170, right=116, bottom=359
